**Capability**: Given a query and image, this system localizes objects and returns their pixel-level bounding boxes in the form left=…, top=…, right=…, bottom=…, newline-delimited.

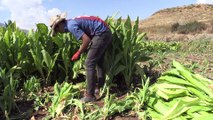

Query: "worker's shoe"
left=80, top=94, right=96, bottom=103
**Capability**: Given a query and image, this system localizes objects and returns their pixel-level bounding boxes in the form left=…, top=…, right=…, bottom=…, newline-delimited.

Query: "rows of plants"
left=1, top=16, right=212, bottom=120
left=0, top=16, right=148, bottom=119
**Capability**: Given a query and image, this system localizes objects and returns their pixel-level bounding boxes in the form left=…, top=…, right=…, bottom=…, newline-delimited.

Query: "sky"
left=0, top=0, right=213, bottom=30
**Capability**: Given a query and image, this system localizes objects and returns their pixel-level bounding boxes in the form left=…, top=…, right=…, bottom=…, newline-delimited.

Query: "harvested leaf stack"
left=147, top=60, right=213, bottom=120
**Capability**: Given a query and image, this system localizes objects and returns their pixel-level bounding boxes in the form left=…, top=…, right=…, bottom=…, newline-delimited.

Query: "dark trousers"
left=85, top=30, right=112, bottom=95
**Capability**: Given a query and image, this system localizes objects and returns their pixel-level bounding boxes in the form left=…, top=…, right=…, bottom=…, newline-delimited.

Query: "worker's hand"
left=71, top=51, right=81, bottom=61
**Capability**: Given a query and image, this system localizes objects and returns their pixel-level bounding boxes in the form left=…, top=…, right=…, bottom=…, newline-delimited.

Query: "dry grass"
left=139, top=4, right=213, bottom=41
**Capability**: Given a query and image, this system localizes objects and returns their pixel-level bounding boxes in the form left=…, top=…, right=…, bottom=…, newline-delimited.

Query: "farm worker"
left=49, top=13, right=112, bottom=102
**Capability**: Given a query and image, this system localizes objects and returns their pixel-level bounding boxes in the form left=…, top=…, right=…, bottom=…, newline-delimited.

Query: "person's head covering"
left=49, top=12, right=67, bottom=36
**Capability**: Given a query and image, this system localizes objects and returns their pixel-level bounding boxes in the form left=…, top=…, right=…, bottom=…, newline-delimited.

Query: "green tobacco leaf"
left=156, top=87, right=188, bottom=100
left=148, top=97, right=170, bottom=115
left=158, top=75, right=192, bottom=86
left=162, top=69, right=181, bottom=77
left=173, top=60, right=213, bottom=98
left=187, top=86, right=209, bottom=100
left=193, top=74, right=213, bottom=84
left=30, top=49, right=44, bottom=77
left=187, top=105, right=212, bottom=115
left=192, top=113, right=213, bottom=120
left=136, top=33, right=146, bottom=42
left=36, top=23, right=48, bottom=35
left=162, top=97, right=199, bottom=120
left=51, top=52, right=59, bottom=69
left=132, top=17, right=139, bottom=37
left=4, top=30, right=10, bottom=47
left=54, top=82, right=60, bottom=96
left=41, top=49, right=52, bottom=68
left=124, top=16, right=132, bottom=29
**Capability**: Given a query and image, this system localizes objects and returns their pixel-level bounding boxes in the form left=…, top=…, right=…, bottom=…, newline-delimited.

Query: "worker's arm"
left=71, top=33, right=91, bottom=61
left=78, top=33, right=91, bottom=53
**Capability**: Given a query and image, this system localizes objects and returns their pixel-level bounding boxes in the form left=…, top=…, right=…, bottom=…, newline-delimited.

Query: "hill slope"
left=140, top=4, right=213, bottom=41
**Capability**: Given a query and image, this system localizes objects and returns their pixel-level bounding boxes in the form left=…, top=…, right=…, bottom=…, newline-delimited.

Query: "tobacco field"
left=0, top=17, right=213, bottom=120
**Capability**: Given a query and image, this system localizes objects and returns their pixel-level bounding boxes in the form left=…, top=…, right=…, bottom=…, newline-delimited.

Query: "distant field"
left=143, top=38, right=213, bottom=80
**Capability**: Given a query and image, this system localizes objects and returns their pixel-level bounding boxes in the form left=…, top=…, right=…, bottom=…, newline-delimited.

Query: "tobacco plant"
left=0, top=68, right=19, bottom=120
left=104, top=16, right=147, bottom=87
left=127, top=78, right=150, bottom=118
left=23, top=76, right=41, bottom=100
left=48, top=82, right=80, bottom=118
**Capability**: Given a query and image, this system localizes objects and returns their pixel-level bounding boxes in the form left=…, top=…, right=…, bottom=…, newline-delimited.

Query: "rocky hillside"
left=140, top=4, right=213, bottom=41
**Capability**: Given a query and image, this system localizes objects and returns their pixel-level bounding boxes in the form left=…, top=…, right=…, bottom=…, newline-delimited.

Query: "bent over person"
left=49, top=13, right=112, bottom=102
